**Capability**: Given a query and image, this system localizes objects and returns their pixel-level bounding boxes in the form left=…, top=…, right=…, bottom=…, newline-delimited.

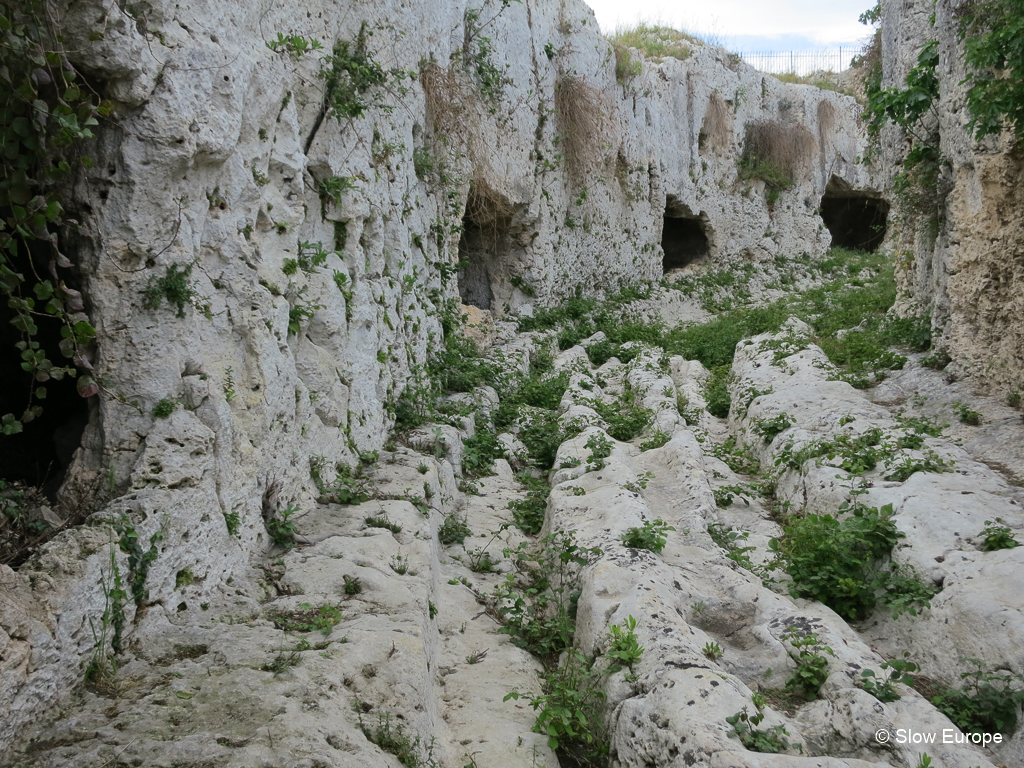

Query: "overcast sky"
left=584, top=0, right=877, bottom=51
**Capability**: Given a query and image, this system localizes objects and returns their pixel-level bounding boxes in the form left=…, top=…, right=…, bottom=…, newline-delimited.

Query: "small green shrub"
left=360, top=711, right=435, bottom=768
left=270, top=602, right=341, bottom=635
left=266, top=503, right=299, bottom=549
left=606, top=615, right=643, bottom=672
left=152, top=398, right=177, bottom=419
left=365, top=513, right=401, bottom=534
left=978, top=518, right=1019, bottom=551
left=770, top=502, right=930, bottom=620
left=585, top=432, right=614, bottom=470
left=704, top=365, right=732, bottom=418
left=753, top=413, right=793, bottom=443
left=954, top=401, right=983, bottom=425
left=639, top=428, right=670, bottom=451
left=508, top=473, right=551, bottom=535
left=931, top=659, right=1024, bottom=735
left=621, top=519, right=675, bottom=554
left=143, top=263, right=196, bottom=318
left=343, top=575, right=363, bottom=595
left=859, top=653, right=919, bottom=703
left=494, top=531, right=602, bottom=661
left=702, top=641, right=723, bottom=661
left=726, top=703, right=796, bottom=754
left=505, top=649, right=608, bottom=759
left=782, top=628, right=833, bottom=701
left=438, top=514, right=471, bottom=546
left=223, top=510, right=241, bottom=537
left=1008, top=390, right=1022, bottom=409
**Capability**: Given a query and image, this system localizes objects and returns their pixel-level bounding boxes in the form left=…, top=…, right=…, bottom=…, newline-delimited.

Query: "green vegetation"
left=782, top=628, right=833, bottom=701
left=266, top=503, right=299, bottom=549
left=621, top=518, right=675, bottom=554
left=605, top=615, right=643, bottom=672
left=270, top=603, right=341, bottom=635
left=494, top=531, right=602, bottom=661
left=152, top=398, right=177, bottom=419
left=365, top=513, right=401, bottom=534
left=438, top=514, right=471, bottom=546
left=978, top=518, right=1019, bottom=551
left=360, top=711, right=437, bottom=768
left=322, top=23, right=392, bottom=120
left=1, top=0, right=105, bottom=430
left=859, top=652, right=919, bottom=702
left=143, top=263, right=197, bottom=318
left=770, top=502, right=936, bottom=620
left=606, top=23, right=697, bottom=64
left=931, top=659, right=1024, bottom=735
left=702, top=641, right=723, bottom=661
left=957, top=0, right=1024, bottom=144
left=726, top=698, right=798, bottom=754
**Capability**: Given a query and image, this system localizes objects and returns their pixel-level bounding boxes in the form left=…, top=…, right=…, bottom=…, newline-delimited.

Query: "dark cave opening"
left=662, top=198, right=710, bottom=272
left=820, top=179, right=890, bottom=252
left=457, top=186, right=516, bottom=310
left=0, top=249, right=90, bottom=499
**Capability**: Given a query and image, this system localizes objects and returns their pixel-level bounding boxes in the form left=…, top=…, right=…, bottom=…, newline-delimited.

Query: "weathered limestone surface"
left=0, top=0, right=880, bottom=751
left=729, top=325, right=1024, bottom=767
left=880, top=0, right=1024, bottom=394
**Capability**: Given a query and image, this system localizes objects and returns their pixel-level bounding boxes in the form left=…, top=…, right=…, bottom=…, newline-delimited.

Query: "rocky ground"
left=5, top=252, right=1024, bottom=768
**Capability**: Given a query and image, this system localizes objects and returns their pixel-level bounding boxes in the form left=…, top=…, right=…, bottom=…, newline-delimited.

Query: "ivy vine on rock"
left=1, top=1, right=107, bottom=431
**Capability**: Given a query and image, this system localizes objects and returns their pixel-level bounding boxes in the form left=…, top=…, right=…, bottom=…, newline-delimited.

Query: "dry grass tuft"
left=699, top=93, right=733, bottom=152
left=421, top=61, right=471, bottom=144
left=738, top=121, right=816, bottom=202
left=740, top=121, right=815, bottom=182
left=464, top=177, right=516, bottom=231
left=606, top=23, right=697, bottom=62
left=555, top=75, right=615, bottom=182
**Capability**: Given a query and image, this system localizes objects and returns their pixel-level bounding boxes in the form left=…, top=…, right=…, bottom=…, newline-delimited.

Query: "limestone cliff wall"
left=881, top=0, right=1024, bottom=393
left=0, top=0, right=872, bottom=750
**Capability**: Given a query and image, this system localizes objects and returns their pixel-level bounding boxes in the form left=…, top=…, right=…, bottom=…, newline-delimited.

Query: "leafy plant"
left=152, top=398, right=177, bottom=419
left=957, top=0, right=1024, bottom=144
left=770, top=502, right=930, bottom=620
left=266, top=33, right=323, bottom=58
left=494, top=530, right=602, bottom=661
left=954, top=401, right=982, bottom=426
left=931, top=658, right=1024, bottom=735
left=505, top=648, right=608, bottom=758
left=606, top=615, right=643, bottom=672
left=438, top=514, right=471, bottom=546
left=390, top=553, right=415, bottom=575
left=343, top=575, right=363, bottom=595
left=1, top=0, right=106, bottom=429
left=782, top=628, right=833, bottom=701
left=365, top=513, right=402, bottom=534
left=753, top=413, right=793, bottom=443
left=143, top=263, right=197, bottom=318
left=978, top=518, right=1019, bottom=551
left=270, top=603, right=341, bottom=635
left=266, top=503, right=298, bottom=549
left=360, top=711, right=436, bottom=768
left=702, top=641, right=723, bottom=661
left=859, top=652, right=919, bottom=703
left=726, top=704, right=797, bottom=754
left=621, top=518, right=675, bottom=554
left=223, top=510, right=241, bottom=537
left=322, top=23, right=390, bottom=120
left=584, top=432, right=614, bottom=470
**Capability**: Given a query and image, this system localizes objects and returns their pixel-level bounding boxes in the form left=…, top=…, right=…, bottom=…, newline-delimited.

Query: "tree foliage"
left=1, top=0, right=105, bottom=431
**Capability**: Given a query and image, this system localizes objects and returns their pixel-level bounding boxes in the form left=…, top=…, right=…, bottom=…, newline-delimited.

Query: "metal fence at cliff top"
left=738, top=46, right=864, bottom=77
